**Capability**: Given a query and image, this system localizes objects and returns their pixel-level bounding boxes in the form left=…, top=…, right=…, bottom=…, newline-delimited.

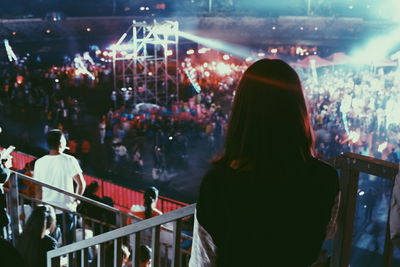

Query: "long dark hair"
left=144, top=187, right=159, bottom=219
left=217, top=59, right=314, bottom=170
left=16, top=205, right=56, bottom=267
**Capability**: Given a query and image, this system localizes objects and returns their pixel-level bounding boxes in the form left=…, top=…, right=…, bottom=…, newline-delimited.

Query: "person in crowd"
left=131, top=186, right=162, bottom=220
left=0, top=147, right=25, bottom=266
left=34, top=129, right=86, bottom=245
left=79, top=181, right=103, bottom=234
left=16, top=205, right=58, bottom=267
left=0, top=147, right=13, bottom=236
left=190, top=59, right=339, bottom=266
left=139, top=245, right=152, bottom=267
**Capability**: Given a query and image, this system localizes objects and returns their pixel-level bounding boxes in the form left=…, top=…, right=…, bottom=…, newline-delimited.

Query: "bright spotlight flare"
left=73, top=55, right=95, bottom=80
left=179, top=31, right=252, bottom=59
left=3, top=39, right=18, bottom=62
left=352, top=25, right=400, bottom=64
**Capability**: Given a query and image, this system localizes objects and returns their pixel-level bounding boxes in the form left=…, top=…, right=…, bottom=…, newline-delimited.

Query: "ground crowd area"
left=1, top=51, right=400, bottom=204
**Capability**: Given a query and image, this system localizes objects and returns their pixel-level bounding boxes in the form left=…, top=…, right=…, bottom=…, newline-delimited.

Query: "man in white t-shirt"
left=34, top=129, right=86, bottom=244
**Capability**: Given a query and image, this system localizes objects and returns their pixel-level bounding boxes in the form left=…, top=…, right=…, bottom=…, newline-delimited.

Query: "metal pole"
left=209, top=0, right=212, bottom=13
left=307, top=0, right=311, bottom=16
left=9, top=173, right=19, bottom=246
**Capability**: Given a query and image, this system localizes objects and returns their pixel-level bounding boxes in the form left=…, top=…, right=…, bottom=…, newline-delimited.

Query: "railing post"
left=152, top=226, right=161, bottom=267
left=8, top=172, right=19, bottom=246
left=331, top=167, right=359, bottom=267
left=383, top=219, right=394, bottom=267
left=113, top=238, right=122, bottom=267
left=172, top=219, right=182, bottom=267
left=132, top=232, right=141, bottom=266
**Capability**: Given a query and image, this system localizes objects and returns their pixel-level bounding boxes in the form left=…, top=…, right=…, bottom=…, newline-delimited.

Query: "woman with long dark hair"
left=17, top=205, right=58, bottom=267
left=190, top=59, right=339, bottom=266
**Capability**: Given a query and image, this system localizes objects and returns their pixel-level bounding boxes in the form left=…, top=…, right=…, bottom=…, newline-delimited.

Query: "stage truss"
left=112, top=20, right=180, bottom=107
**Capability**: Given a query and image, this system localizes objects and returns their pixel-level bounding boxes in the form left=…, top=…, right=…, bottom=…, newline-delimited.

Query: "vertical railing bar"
left=68, top=252, right=74, bottom=267
left=383, top=200, right=394, bottom=267
left=20, top=196, right=25, bottom=228
left=49, top=256, right=61, bottom=267
left=152, top=226, right=161, bottom=267
left=113, top=238, right=122, bottom=267
left=100, top=223, right=104, bottom=235
left=98, top=243, right=106, bottom=267
left=132, top=232, right=141, bottom=266
left=82, top=218, right=86, bottom=240
left=82, top=248, right=89, bottom=267
left=171, top=219, right=182, bottom=267
left=9, top=172, right=20, bottom=246
left=331, top=167, right=359, bottom=267
left=62, top=213, right=67, bottom=246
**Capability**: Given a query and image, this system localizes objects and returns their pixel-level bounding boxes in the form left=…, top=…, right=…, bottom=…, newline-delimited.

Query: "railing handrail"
left=17, top=193, right=119, bottom=229
left=328, top=152, right=399, bottom=177
left=9, top=170, right=136, bottom=219
left=47, top=203, right=196, bottom=259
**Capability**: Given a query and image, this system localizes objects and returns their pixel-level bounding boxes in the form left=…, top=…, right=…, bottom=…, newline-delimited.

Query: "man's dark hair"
left=140, top=245, right=151, bottom=263
left=46, top=129, right=63, bottom=150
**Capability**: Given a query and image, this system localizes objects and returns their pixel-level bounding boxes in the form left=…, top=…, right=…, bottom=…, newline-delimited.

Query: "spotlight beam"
left=178, top=31, right=252, bottom=59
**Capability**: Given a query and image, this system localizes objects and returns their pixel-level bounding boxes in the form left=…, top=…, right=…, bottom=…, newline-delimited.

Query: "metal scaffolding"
left=112, top=20, right=180, bottom=107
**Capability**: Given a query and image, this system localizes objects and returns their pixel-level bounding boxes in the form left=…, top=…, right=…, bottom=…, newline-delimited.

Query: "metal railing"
left=38, top=152, right=399, bottom=266
left=328, top=153, right=399, bottom=267
left=47, top=204, right=196, bottom=267
left=4, top=170, right=137, bottom=247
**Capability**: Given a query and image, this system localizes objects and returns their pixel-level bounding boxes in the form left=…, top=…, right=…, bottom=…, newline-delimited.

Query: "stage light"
left=223, top=54, right=230, bottom=60
left=186, top=49, right=194, bottom=55
left=46, top=29, right=51, bottom=34
left=352, top=30, right=400, bottom=63
left=257, top=52, right=265, bottom=57
left=300, top=27, right=304, bottom=31
left=179, top=31, right=252, bottom=59
left=86, top=27, right=91, bottom=32
left=166, top=50, right=173, bottom=56
left=314, top=27, right=318, bottom=31
left=270, top=48, right=278, bottom=54
left=245, top=57, right=253, bottom=62
left=12, top=32, right=16, bottom=35
left=272, top=26, right=276, bottom=30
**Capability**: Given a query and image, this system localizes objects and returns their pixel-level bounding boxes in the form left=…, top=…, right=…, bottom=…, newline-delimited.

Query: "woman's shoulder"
left=308, top=158, right=337, bottom=175
left=200, top=163, right=234, bottom=187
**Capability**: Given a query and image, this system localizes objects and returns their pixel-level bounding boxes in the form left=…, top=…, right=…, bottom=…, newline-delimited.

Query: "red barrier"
left=5, top=149, right=189, bottom=214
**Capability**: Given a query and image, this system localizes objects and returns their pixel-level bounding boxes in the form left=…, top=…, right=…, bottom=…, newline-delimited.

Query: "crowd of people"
left=2, top=50, right=400, bottom=182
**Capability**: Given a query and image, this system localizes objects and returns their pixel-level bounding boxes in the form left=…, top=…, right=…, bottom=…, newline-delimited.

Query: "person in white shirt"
left=34, top=129, right=86, bottom=245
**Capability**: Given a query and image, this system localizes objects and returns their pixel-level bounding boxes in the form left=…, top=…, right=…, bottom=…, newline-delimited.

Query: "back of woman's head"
left=222, top=59, right=314, bottom=169
left=17, top=205, right=56, bottom=266
left=144, top=186, right=159, bottom=219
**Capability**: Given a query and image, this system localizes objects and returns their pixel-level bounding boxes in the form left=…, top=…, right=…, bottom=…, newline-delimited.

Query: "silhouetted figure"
left=190, top=59, right=339, bottom=267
